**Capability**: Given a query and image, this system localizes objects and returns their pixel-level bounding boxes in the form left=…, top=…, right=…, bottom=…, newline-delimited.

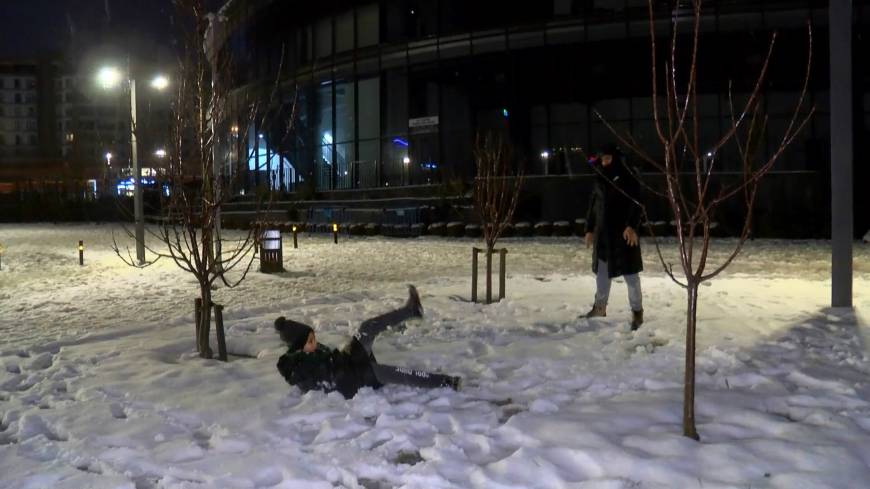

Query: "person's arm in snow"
left=277, top=347, right=336, bottom=393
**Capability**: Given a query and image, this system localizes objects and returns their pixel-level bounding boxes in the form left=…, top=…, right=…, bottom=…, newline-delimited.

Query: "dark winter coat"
left=276, top=337, right=381, bottom=399
left=585, top=159, right=644, bottom=278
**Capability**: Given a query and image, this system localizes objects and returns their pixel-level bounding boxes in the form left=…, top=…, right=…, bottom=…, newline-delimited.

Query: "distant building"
left=0, top=64, right=40, bottom=159
left=0, top=59, right=169, bottom=199
left=215, top=0, right=869, bottom=237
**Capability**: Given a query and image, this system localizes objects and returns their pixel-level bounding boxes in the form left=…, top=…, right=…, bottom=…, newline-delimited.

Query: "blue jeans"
left=595, top=259, right=643, bottom=311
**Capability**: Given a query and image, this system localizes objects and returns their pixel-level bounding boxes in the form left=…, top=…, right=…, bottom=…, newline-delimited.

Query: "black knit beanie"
left=598, top=142, right=622, bottom=159
left=274, top=316, right=314, bottom=352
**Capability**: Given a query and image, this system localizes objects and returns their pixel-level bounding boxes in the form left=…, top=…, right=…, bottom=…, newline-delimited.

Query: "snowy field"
left=1, top=223, right=869, bottom=489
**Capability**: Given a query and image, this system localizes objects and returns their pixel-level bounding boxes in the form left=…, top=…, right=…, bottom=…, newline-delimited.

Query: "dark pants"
left=371, top=364, right=457, bottom=389
left=355, top=306, right=416, bottom=355
left=355, top=305, right=456, bottom=389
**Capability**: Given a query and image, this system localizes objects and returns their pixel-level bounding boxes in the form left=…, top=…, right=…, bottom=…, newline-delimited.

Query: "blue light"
left=392, top=138, right=409, bottom=147
left=502, top=108, right=509, bottom=118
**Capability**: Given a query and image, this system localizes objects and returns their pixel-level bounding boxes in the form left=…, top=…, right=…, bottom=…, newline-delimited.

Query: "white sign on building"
left=408, top=115, right=438, bottom=132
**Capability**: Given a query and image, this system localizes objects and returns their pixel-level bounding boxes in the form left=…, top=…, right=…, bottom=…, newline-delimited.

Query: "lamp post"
left=104, top=152, right=113, bottom=191
left=97, top=66, right=168, bottom=265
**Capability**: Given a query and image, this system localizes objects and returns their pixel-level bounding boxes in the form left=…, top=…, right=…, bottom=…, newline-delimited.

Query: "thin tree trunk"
left=486, top=247, right=493, bottom=304
left=472, top=248, right=479, bottom=303
left=683, top=283, right=700, bottom=440
left=198, top=285, right=213, bottom=359
left=194, top=298, right=202, bottom=352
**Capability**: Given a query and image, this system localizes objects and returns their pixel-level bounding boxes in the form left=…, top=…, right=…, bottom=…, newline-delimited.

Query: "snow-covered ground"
left=1, top=223, right=869, bottom=489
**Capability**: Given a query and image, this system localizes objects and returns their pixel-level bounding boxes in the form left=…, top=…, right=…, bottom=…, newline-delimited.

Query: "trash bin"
left=260, top=229, right=284, bottom=273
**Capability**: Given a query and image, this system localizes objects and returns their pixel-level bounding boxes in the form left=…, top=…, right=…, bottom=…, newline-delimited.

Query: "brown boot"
left=631, top=309, right=644, bottom=331
left=584, top=303, right=606, bottom=318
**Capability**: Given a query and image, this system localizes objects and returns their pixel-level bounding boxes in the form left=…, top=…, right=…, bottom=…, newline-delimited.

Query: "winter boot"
left=631, top=309, right=644, bottom=331
left=406, top=285, right=424, bottom=318
left=584, top=303, right=606, bottom=318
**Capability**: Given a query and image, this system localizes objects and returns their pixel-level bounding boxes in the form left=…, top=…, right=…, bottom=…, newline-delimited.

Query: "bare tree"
left=112, top=0, right=297, bottom=359
left=473, top=132, right=524, bottom=304
left=593, top=0, right=814, bottom=439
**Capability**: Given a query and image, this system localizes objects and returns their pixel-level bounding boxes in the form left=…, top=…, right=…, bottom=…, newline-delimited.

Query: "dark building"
left=217, top=0, right=869, bottom=237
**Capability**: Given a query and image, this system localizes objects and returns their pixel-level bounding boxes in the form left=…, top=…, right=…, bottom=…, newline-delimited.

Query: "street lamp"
left=151, top=75, right=169, bottom=91
left=97, top=65, right=169, bottom=265
left=104, top=152, right=113, bottom=191
left=97, top=67, right=122, bottom=89
left=154, top=149, right=167, bottom=158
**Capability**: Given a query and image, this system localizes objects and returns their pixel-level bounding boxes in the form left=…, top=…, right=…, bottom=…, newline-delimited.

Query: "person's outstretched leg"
left=355, top=285, right=424, bottom=355
left=585, top=259, right=611, bottom=317
left=371, top=364, right=461, bottom=391
left=624, top=273, right=643, bottom=330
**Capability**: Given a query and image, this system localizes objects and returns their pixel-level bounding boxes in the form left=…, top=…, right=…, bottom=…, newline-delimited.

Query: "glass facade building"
left=218, top=0, right=869, bottom=236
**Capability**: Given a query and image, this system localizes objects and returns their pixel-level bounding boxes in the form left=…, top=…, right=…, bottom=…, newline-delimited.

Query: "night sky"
left=1, top=0, right=176, bottom=60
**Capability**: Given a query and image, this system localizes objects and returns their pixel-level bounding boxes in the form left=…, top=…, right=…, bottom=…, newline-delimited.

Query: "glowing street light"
left=151, top=75, right=170, bottom=90
left=155, top=149, right=167, bottom=158
left=403, top=156, right=411, bottom=165
left=105, top=152, right=113, bottom=166
left=95, top=64, right=170, bottom=265
left=97, top=67, right=122, bottom=89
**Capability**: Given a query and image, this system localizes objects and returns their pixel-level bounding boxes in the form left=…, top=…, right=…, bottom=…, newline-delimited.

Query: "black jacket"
left=585, top=160, right=644, bottom=278
left=276, top=337, right=381, bottom=399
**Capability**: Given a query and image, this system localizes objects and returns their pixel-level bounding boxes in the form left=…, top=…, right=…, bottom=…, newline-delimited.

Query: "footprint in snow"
left=192, top=429, right=213, bottom=450
left=25, top=352, right=54, bottom=371
left=74, top=463, right=102, bottom=475
left=109, top=403, right=128, bottom=420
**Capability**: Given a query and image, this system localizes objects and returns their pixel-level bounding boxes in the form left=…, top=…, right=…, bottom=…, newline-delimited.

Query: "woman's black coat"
left=584, top=160, right=644, bottom=278
left=276, top=338, right=381, bottom=399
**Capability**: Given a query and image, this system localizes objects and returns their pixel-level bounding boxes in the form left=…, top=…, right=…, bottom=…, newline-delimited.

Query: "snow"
left=1, top=223, right=869, bottom=489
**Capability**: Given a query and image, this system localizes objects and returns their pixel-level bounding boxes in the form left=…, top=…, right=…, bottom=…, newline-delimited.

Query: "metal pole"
left=830, top=0, right=853, bottom=308
left=130, top=77, right=145, bottom=265
left=79, top=240, right=84, bottom=266
left=211, top=42, right=223, bottom=274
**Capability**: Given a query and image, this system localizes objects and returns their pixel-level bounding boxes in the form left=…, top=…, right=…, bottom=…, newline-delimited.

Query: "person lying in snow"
left=275, top=285, right=462, bottom=398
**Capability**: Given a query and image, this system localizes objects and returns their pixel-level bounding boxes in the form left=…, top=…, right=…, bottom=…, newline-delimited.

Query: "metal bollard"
left=78, top=240, right=84, bottom=266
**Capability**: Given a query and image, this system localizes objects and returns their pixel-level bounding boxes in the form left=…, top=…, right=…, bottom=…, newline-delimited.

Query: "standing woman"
left=583, top=143, right=644, bottom=330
